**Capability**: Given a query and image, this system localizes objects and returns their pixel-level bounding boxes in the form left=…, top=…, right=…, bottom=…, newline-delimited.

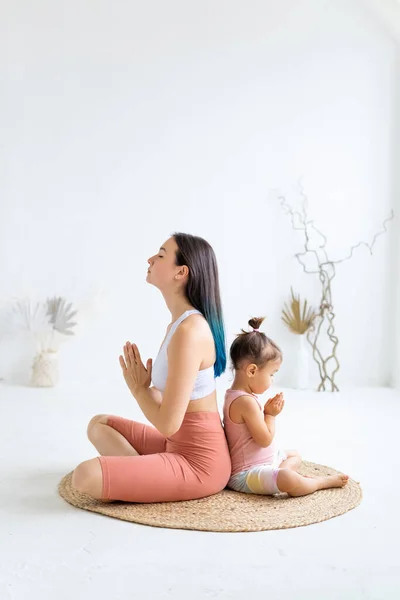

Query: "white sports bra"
left=151, top=309, right=216, bottom=400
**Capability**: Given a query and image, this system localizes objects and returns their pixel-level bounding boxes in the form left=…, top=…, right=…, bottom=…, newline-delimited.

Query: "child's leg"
left=277, top=468, right=349, bottom=497
left=236, top=465, right=282, bottom=495
left=279, top=449, right=302, bottom=471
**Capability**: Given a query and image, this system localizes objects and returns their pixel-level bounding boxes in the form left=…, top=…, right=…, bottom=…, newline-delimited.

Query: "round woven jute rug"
left=58, top=461, right=362, bottom=532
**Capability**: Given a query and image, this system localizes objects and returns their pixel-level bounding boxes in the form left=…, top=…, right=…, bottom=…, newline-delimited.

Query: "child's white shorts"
left=227, top=449, right=288, bottom=495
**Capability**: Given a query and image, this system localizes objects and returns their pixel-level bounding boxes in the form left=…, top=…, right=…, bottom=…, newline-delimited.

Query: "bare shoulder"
left=168, top=314, right=208, bottom=351
left=231, top=394, right=259, bottom=412
left=169, top=313, right=215, bottom=369
left=229, top=394, right=259, bottom=424
left=178, top=313, right=212, bottom=340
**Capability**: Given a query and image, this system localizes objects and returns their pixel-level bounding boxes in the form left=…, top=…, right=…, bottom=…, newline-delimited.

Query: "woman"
left=72, top=232, right=231, bottom=502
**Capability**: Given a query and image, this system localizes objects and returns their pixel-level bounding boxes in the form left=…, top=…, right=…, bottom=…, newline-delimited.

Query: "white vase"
left=31, top=350, right=59, bottom=387
left=293, top=334, right=309, bottom=390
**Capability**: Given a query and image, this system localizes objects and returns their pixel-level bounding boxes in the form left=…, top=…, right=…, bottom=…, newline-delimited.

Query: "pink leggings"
left=98, top=411, right=232, bottom=502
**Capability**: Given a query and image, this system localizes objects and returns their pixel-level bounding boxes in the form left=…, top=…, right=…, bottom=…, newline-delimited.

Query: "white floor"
left=1, top=380, right=399, bottom=600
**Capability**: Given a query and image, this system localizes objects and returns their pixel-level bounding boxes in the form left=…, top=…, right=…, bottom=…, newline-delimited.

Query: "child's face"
left=249, top=358, right=281, bottom=394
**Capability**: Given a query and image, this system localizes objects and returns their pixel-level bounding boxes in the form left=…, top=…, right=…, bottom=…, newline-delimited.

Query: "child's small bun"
left=231, top=316, right=281, bottom=369
left=247, top=316, right=265, bottom=332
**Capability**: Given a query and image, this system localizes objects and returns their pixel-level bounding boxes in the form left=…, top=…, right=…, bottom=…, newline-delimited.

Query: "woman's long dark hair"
left=172, top=232, right=226, bottom=377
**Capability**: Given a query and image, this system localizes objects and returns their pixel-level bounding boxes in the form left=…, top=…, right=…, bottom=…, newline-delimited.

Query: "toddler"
left=223, top=317, right=349, bottom=497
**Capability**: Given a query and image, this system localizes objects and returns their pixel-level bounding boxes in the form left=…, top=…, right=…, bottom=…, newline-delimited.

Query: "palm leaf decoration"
left=45, top=296, right=77, bottom=336
left=282, top=288, right=316, bottom=335
left=10, top=299, right=49, bottom=334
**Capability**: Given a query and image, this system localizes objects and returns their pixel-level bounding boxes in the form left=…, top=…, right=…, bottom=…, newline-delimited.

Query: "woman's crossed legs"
left=72, top=414, right=168, bottom=501
left=71, top=414, right=230, bottom=503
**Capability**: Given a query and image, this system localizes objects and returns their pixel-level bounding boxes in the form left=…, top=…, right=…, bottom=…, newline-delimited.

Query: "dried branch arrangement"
left=280, top=190, right=394, bottom=391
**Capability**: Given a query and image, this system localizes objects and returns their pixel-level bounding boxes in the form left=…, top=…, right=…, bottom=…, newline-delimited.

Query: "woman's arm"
left=148, top=386, right=163, bottom=406
left=134, top=324, right=204, bottom=437
left=133, top=386, right=163, bottom=428
left=120, top=343, right=164, bottom=425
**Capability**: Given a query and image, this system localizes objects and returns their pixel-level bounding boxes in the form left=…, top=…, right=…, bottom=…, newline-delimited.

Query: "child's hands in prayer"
left=263, top=392, right=284, bottom=416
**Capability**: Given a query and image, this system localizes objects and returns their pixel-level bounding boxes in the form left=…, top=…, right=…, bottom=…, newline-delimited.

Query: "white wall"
left=391, top=53, right=400, bottom=389
left=0, top=0, right=397, bottom=391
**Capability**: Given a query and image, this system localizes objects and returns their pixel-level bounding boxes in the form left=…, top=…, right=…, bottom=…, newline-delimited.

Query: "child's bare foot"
left=316, top=474, right=349, bottom=490
left=277, top=469, right=349, bottom=497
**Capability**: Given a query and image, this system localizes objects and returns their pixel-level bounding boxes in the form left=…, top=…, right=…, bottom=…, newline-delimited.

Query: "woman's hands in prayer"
left=119, top=342, right=153, bottom=396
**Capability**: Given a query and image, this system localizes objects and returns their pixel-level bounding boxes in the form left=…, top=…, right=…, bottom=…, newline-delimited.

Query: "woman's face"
left=147, top=237, right=182, bottom=290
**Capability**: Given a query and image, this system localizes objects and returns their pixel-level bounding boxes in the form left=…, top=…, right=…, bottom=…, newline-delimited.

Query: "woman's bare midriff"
left=185, top=389, right=219, bottom=413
